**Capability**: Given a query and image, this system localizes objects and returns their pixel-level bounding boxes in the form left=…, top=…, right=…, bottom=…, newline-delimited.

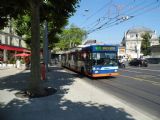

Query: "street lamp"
left=136, top=34, right=139, bottom=58
left=43, top=20, right=48, bottom=72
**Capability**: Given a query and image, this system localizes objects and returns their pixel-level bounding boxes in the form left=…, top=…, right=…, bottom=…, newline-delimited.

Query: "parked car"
left=129, top=59, right=148, bottom=67
left=147, top=58, right=160, bottom=64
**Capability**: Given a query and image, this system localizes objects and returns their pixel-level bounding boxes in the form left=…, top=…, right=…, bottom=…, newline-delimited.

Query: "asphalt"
left=0, top=65, right=154, bottom=120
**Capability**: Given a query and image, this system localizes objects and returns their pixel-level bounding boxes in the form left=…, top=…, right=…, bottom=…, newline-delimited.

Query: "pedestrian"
left=24, top=57, right=30, bottom=70
left=16, top=58, right=21, bottom=69
left=55, top=58, right=58, bottom=64
left=118, top=58, right=125, bottom=68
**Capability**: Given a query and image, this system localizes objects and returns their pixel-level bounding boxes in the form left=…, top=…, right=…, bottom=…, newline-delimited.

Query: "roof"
left=127, top=27, right=154, bottom=34
left=83, top=40, right=105, bottom=45
left=0, top=31, right=23, bottom=40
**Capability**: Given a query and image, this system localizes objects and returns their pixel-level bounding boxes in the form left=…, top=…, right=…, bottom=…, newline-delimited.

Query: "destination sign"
left=95, top=46, right=116, bottom=51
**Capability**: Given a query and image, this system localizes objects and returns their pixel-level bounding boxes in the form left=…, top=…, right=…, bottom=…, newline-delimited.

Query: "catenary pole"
left=43, top=20, right=48, bottom=72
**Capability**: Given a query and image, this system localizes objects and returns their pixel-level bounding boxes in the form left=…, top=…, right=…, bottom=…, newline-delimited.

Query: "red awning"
left=0, top=44, right=30, bottom=52
left=14, top=53, right=31, bottom=57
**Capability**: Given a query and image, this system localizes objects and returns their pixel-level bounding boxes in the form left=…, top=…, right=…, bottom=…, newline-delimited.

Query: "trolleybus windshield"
left=92, top=52, right=117, bottom=66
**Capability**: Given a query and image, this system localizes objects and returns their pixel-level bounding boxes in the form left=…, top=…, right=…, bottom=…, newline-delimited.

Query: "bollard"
left=41, top=63, right=46, bottom=80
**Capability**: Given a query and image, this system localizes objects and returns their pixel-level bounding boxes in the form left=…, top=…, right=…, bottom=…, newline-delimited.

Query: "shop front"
left=0, top=44, right=30, bottom=64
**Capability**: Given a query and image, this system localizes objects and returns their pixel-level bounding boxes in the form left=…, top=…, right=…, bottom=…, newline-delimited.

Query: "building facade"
left=0, top=27, right=28, bottom=62
left=121, top=27, right=159, bottom=59
left=0, top=27, right=27, bottom=47
left=118, top=46, right=126, bottom=59
left=151, top=45, right=160, bottom=58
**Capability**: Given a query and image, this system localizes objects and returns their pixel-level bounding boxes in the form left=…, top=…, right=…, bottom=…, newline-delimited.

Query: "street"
left=0, top=64, right=160, bottom=120
left=76, top=64, right=160, bottom=120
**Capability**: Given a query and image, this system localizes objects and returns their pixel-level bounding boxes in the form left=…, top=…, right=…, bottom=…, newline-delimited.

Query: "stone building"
left=0, top=27, right=27, bottom=47
left=121, top=27, right=159, bottom=59
left=118, top=46, right=126, bottom=59
left=151, top=45, right=160, bottom=58
left=0, top=27, right=29, bottom=62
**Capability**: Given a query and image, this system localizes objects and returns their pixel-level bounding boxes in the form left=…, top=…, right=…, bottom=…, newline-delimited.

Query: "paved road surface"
left=0, top=66, right=154, bottom=120
left=69, top=64, right=160, bottom=120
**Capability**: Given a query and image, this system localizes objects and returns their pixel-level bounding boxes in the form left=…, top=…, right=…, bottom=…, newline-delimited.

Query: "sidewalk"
left=0, top=65, right=154, bottom=120
left=0, top=67, right=25, bottom=78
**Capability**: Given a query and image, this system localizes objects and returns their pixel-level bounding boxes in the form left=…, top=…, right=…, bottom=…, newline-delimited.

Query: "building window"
left=5, top=36, right=8, bottom=44
left=130, top=34, right=134, bottom=38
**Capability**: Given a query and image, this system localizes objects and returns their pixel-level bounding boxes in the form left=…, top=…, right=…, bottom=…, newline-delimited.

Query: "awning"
left=0, top=44, right=30, bottom=52
left=14, top=53, right=31, bottom=57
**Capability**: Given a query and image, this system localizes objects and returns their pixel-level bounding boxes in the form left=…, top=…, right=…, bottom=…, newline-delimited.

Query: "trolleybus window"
left=92, top=52, right=117, bottom=66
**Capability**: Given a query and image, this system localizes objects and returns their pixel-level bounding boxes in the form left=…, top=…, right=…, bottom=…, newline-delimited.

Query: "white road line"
left=120, top=75, right=160, bottom=86
left=120, top=69, right=160, bottom=78
left=121, top=69, right=142, bottom=73
left=126, top=67, right=160, bottom=72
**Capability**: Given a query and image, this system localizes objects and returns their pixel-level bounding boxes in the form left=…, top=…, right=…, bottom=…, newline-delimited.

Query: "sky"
left=69, top=0, right=160, bottom=44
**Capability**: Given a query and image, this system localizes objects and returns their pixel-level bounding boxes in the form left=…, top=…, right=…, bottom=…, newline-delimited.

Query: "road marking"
left=126, top=67, right=160, bottom=72
left=120, top=69, right=160, bottom=78
left=120, top=75, right=160, bottom=86
left=121, top=69, right=142, bottom=73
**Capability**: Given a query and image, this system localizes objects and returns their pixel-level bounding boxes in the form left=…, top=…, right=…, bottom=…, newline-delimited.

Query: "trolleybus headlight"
left=93, top=67, right=100, bottom=70
left=115, top=70, right=117, bottom=72
left=95, top=71, right=99, bottom=73
left=97, top=67, right=100, bottom=70
left=93, top=67, right=96, bottom=70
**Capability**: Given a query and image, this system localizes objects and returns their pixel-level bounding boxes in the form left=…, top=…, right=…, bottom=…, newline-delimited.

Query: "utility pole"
left=43, top=20, right=48, bottom=72
left=9, top=17, right=13, bottom=46
left=136, top=34, right=139, bottom=58
left=3, top=16, right=11, bottom=62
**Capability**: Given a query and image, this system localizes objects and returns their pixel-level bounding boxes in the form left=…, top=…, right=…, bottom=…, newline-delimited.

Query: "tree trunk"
left=29, top=0, right=45, bottom=95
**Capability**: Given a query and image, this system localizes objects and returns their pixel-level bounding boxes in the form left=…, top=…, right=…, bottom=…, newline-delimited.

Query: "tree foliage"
left=141, top=32, right=151, bottom=56
left=12, top=0, right=80, bottom=48
left=0, top=0, right=80, bottom=95
left=12, top=15, right=32, bottom=47
left=56, top=25, right=87, bottom=50
left=13, top=15, right=47, bottom=48
left=1, top=0, right=80, bottom=46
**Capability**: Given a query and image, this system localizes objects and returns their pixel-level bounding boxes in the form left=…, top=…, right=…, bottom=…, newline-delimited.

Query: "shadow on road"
left=0, top=66, right=135, bottom=120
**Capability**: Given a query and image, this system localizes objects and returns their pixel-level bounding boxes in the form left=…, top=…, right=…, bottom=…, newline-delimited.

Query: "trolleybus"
left=61, top=44, right=119, bottom=78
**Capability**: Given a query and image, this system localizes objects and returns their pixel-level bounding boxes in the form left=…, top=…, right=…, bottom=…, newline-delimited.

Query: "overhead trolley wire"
left=102, top=2, right=160, bottom=30
left=80, top=0, right=113, bottom=28
left=85, top=0, right=146, bottom=32
left=101, top=0, right=160, bottom=30
left=86, top=0, right=147, bottom=32
left=87, top=0, right=160, bottom=34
